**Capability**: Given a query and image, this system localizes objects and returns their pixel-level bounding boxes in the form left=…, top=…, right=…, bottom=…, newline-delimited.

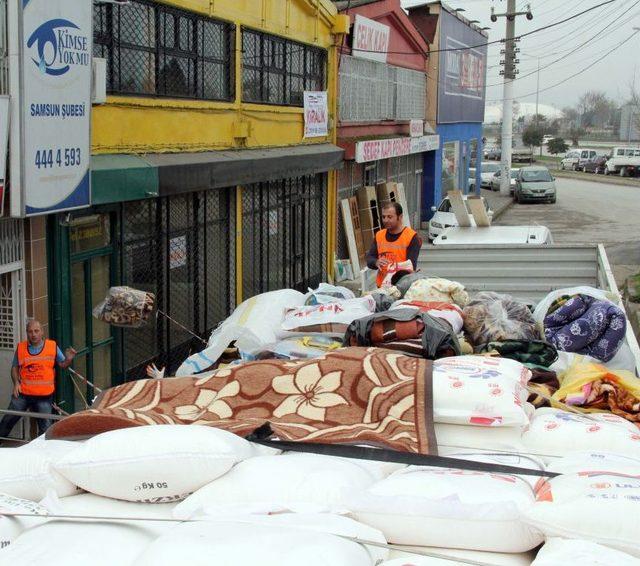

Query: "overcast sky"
left=401, top=0, right=640, bottom=110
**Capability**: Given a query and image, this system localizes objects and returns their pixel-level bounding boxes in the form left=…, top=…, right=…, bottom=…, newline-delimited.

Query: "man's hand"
left=12, top=383, right=20, bottom=398
left=376, top=258, right=391, bottom=269
left=65, top=347, right=77, bottom=360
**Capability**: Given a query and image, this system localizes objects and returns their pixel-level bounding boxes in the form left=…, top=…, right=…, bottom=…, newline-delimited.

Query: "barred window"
left=242, top=29, right=326, bottom=106
left=93, top=0, right=234, bottom=101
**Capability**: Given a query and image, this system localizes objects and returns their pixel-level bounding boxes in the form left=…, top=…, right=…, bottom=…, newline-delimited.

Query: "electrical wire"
left=485, top=29, right=640, bottom=102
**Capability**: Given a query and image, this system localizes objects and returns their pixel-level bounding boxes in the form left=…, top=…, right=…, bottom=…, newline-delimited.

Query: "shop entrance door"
left=67, top=214, right=117, bottom=411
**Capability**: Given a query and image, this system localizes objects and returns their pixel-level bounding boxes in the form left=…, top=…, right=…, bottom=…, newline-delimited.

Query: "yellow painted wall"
left=92, top=0, right=343, bottom=154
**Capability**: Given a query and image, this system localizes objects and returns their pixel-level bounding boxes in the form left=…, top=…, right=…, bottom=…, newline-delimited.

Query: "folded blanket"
left=46, top=347, right=437, bottom=454
left=543, top=294, right=626, bottom=362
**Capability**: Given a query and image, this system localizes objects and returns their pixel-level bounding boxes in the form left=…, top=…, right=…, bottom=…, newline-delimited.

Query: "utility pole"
left=491, top=2, right=533, bottom=196
left=536, top=58, right=542, bottom=157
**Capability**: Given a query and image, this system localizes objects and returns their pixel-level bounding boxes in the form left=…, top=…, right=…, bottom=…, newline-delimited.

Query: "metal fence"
left=338, top=55, right=426, bottom=123
left=93, top=0, right=235, bottom=101
left=120, top=189, right=235, bottom=379
left=242, top=174, right=326, bottom=297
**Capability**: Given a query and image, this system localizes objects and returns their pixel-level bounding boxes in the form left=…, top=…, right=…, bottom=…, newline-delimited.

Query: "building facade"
left=3, top=0, right=348, bottom=414
left=334, top=0, right=438, bottom=261
left=408, top=1, right=488, bottom=218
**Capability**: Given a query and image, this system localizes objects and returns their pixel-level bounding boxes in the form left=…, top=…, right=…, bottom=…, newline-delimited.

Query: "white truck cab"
left=604, top=146, right=640, bottom=176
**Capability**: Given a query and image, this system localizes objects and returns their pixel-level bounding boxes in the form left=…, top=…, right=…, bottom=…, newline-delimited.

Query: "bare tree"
left=578, top=90, right=616, bottom=128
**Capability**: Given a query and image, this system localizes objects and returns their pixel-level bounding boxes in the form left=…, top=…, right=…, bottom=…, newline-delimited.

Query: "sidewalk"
left=481, top=189, right=513, bottom=220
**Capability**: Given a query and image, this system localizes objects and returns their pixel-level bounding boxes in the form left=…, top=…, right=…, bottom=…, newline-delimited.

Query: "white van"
left=560, top=149, right=597, bottom=171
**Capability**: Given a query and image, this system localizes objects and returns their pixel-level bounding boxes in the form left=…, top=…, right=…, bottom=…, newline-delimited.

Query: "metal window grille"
left=242, top=28, right=327, bottom=106
left=0, top=272, right=14, bottom=349
left=242, top=174, right=326, bottom=298
left=93, top=0, right=235, bottom=101
left=120, top=189, right=235, bottom=380
left=0, top=219, right=23, bottom=266
left=339, top=55, right=426, bottom=123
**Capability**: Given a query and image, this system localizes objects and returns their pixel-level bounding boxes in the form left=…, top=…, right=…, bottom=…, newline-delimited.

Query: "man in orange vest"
left=366, top=202, right=422, bottom=287
left=0, top=320, right=76, bottom=441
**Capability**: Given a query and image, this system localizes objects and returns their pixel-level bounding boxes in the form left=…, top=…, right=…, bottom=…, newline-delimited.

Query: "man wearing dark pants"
left=0, top=320, right=75, bottom=441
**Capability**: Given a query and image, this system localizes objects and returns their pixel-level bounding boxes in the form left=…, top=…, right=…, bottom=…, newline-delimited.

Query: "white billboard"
left=352, top=15, right=390, bottom=63
left=16, top=0, right=92, bottom=216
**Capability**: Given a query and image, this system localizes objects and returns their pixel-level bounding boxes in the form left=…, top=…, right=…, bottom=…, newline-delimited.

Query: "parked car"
left=513, top=166, right=556, bottom=204
left=428, top=195, right=494, bottom=240
left=485, top=147, right=501, bottom=160
left=478, top=163, right=501, bottom=188
left=560, top=149, right=598, bottom=171
left=489, top=168, right=519, bottom=193
left=582, top=155, right=607, bottom=174
left=542, top=135, right=554, bottom=144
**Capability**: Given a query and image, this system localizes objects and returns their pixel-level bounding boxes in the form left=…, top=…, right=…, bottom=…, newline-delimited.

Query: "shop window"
left=93, top=0, right=234, bottom=101
left=242, top=28, right=326, bottom=106
left=441, top=141, right=459, bottom=194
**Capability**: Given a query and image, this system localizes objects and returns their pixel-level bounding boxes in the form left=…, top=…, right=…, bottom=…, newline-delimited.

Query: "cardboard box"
left=356, top=186, right=381, bottom=250
left=376, top=182, right=398, bottom=207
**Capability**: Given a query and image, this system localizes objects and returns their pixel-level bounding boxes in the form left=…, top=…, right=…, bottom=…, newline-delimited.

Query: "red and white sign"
left=410, top=119, right=424, bottom=137
left=303, top=91, right=328, bottom=138
left=355, top=135, right=440, bottom=163
left=352, top=14, right=390, bottom=63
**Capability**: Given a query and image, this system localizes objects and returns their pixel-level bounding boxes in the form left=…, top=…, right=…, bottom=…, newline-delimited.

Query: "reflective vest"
left=17, top=340, right=56, bottom=396
left=375, top=227, right=417, bottom=287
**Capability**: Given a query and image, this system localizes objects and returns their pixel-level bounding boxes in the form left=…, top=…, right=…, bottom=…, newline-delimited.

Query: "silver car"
left=514, top=166, right=556, bottom=204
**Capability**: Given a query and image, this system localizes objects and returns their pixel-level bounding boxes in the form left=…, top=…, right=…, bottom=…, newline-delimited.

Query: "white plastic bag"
left=433, top=356, right=532, bottom=427
left=304, top=283, right=355, bottom=305
left=176, top=289, right=305, bottom=376
left=348, top=466, right=543, bottom=552
left=137, top=514, right=387, bottom=566
left=92, top=286, right=155, bottom=328
left=383, top=548, right=535, bottom=566
left=0, top=494, right=48, bottom=550
left=54, top=425, right=253, bottom=502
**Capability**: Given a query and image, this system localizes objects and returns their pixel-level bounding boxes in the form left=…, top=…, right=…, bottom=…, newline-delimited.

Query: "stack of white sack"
left=522, top=407, right=640, bottom=462
left=431, top=356, right=533, bottom=453
left=382, top=548, right=536, bottom=566
left=175, top=289, right=305, bottom=376
left=531, top=538, right=640, bottom=565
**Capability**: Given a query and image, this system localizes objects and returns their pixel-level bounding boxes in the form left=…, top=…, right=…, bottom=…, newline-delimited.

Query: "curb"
left=491, top=198, right=514, bottom=221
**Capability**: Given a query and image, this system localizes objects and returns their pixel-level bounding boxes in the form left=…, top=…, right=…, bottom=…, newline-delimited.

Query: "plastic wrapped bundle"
left=463, top=292, right=540, bottom=348
left=92, top=286, right=155, bottom=327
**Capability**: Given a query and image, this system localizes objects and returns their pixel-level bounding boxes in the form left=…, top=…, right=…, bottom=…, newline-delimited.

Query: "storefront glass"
left=441, top=141, right=459, bottom=193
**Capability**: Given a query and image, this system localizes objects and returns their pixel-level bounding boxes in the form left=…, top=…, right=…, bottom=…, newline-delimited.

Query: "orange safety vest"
left=375, top=227, right=417, bottom=287
left=17, top=339, right=56, bottom=396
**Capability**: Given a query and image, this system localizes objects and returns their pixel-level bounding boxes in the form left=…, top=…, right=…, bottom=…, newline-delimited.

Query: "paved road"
left=494, top=176, right=640, bottom=284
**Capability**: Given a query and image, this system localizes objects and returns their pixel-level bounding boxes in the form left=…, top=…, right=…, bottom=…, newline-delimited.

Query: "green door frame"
left=47, top=207, right=123, bottom=413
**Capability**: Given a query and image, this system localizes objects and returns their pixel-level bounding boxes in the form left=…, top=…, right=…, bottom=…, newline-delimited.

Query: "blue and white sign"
left=20, top=0, right=91, bottom=216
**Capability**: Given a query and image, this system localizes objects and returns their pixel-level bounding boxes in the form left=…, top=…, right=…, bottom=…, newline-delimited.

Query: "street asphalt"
left=494, top=175, right=640, bottom=286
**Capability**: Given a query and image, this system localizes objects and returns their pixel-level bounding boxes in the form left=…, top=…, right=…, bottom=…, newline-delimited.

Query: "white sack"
left=521, top=407, right=640, bottom=459
left=384, top=547, right=535, bottom=566
left=54, top=425, right=253, bottom=502
left=526, top=471, right=640, bottom=557
left=173, top=453, right=377, bottom=519
left=433, top=356, right=532, bottom=427
left=348, top=467, right=543, bottom=553
left=532, top=538, right=640, bottom=566
left=176, top=289, right=304, bottom=376
left=0, top=441, right=80, bottom=500
left=0, top=494, right=48, bottom=550
left=279, top=295, right=376, bottom=335
left=137, top=513, right=387, bottom=566
left=546, top=450, right=640, bottom=475
left=435, top=423, right=526, bottom=453
left=551, top=349, right=638, bottom=374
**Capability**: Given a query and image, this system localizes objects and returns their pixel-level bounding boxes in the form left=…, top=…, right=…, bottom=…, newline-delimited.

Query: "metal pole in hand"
left=68, top=367, right=103, bottom=394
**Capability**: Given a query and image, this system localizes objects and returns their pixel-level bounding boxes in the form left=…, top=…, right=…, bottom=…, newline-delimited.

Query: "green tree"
left=522, top=125, right=544, bottom=149
left=547, top=137, right=569, bottom=155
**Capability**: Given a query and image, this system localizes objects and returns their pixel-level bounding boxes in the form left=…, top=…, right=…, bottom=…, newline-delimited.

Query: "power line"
left=485, top=29, right=640, bottom=102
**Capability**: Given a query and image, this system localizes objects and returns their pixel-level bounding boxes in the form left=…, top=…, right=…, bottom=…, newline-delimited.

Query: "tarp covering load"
left=92, top=287, right=155, bottom=328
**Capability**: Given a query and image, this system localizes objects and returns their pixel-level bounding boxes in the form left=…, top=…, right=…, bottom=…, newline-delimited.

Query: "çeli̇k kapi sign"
left=437, top=8, right=487, bottom=124
left=20, top=0, right=92, bottom=216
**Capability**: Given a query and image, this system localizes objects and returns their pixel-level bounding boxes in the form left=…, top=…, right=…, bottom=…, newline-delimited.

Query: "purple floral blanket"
left=543, top=294, right=626, bottom=362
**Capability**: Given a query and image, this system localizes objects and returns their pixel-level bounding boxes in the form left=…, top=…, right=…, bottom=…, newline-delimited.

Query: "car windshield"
left=522, top=170, right=553, bottom=182
left=438, top=199, right=452, bottom=212
left=482, top=164, right=500, bottom=173
left=510, top=170, right=518, bottom=178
